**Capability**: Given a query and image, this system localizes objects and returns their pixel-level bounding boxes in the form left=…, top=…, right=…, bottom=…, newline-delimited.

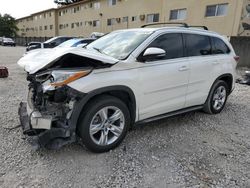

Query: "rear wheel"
left=203, top=80, right=229, bottom=114
left=77, top=95, right=130, bottom=153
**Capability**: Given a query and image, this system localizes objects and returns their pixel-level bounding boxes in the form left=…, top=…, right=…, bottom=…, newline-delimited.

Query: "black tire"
left=77, top=95, right=130, bottom=153
left=203, top=80, right=229, bottom=114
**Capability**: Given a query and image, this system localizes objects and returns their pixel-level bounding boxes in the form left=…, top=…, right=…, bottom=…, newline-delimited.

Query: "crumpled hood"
left=17, top=48, right=68, bottom=68
left=18, top=48, right=119, bottom=74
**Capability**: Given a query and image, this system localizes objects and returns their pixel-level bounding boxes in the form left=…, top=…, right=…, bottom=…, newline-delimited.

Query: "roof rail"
left=141, top=22, right=209, bottom=30
left=141, top=22, right=188, bottom=28
left=188, top=25, right=208, bottom=30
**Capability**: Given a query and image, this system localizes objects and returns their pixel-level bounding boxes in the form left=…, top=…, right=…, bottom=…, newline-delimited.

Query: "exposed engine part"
left=19, top=72, right=86, bottom=149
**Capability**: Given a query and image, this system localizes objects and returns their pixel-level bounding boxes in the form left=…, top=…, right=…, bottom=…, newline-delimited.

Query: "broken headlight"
left=50, top=70, right=91, bottom=87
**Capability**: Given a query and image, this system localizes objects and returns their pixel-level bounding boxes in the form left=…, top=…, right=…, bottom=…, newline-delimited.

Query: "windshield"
left=57, top=39, right=81, bottom=48
left=87, top=30, right=152, bottom=60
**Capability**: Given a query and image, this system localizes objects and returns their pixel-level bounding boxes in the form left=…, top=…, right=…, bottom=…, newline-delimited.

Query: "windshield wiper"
left=93, top=47, right=103, bottom=54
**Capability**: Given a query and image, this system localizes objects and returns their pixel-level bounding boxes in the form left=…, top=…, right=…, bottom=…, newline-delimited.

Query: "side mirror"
left=140, top=47, right=166, bottom=62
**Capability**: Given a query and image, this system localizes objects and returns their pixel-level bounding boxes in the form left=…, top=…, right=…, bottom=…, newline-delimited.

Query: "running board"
left=137, top=105, right=203, bottom=124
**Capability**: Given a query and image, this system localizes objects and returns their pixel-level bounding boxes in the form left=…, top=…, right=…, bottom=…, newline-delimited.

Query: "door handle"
left=179, top=66, right=189, bottom=71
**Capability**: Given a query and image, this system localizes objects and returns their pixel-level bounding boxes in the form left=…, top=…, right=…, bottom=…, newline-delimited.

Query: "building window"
left=132, top=16, right=137, bottom=22
left=44, top=26, right=47, bottom=30
left=107, top=19, right=112, bottom=26
left=50, top=25, right=53, bottom=30
left=205, top=4, right=229, bottom=17
left=93, top=20, right=100, bottom=27
left=59, top=24, right=63, bottom=29
left=122, top=16, right=128, bottom=23
left=108, top=0, right=116, bottom=6
left=147, top=13, right=159, bottom=23
left=170, top=9, right=187, bottom=20
left=107, top=18, right=116, bottom=26
left=71, top=23, right=74, bottom=28
left=94, top=2, right=100, bottom=9
left=39, top=26, right=42, bottom=31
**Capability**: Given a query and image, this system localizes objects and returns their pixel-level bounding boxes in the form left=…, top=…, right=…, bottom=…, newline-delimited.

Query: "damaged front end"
left=18, top=52, right=116, bottom=150
left=19, top=72, right=86, bottom=149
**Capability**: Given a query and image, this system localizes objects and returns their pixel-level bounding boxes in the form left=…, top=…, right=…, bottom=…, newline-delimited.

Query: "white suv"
left=18, top=24, right=238, bottom=152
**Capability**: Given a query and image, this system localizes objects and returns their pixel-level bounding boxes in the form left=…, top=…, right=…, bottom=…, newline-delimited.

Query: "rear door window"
left=185, top=34, right=212, bottom=57
left=211, top=37, right=230, bottom=54
left=147, top=33, right=184, bottom=60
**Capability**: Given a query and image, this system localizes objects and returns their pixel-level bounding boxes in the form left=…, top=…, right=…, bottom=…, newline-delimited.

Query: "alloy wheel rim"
left=212, top=86, right=226, bottom=111
left=89, top=106, right=125, bottom=146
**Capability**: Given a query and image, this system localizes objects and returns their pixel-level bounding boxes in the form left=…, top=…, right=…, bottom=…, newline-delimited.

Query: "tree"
left=54, top=0, right=83, bottom=5
left=0, top=14, right=18, bottom=37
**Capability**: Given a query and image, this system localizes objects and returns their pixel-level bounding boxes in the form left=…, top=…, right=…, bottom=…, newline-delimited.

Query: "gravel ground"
left=0, top=46, right=250, bottom=188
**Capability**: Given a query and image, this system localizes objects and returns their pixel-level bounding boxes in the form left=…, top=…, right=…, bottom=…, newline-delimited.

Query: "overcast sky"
left=0, top=0, right=57, bottom=19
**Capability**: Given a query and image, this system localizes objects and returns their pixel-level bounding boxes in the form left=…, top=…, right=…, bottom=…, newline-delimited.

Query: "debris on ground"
left=0, top=66, right=9, bottom=78
left=236, top=70, right=250, bottom=85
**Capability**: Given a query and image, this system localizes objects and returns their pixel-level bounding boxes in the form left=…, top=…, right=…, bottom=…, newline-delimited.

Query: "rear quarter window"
left=211, top=37, right=230, bottom=54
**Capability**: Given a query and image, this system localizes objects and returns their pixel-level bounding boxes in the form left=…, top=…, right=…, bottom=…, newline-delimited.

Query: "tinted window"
left=147, top=33, right=184, bottom=60
left=211, top=37, right=230, bottom=54
left=185, top=34, right=212, bottom=56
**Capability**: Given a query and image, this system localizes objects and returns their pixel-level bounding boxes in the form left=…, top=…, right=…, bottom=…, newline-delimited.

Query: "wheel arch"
left=216, top=73, right=233, bottom=93
left=205, top=73, right=234, bottom=103
left=69, top=85, right=137, bottom=132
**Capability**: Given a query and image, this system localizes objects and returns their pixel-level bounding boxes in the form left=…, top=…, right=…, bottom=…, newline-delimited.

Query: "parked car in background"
left=1, top=38, right=16, bottom=46
left=18, top=38, right=96, bottom=68
left=18, top=24, right=238, bottom=153
left=26, top=42, right=42, bottom=52
left=56, top=38, right=96, bottom=48
left=26, top=36, right=73, bottom=52
left=90, top=32, right=105, bottom=39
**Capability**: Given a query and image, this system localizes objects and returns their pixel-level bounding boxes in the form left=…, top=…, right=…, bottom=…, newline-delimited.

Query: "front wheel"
left=77, top=95, right=130, bottom=153
left=203, top=80, right=229, bottom=114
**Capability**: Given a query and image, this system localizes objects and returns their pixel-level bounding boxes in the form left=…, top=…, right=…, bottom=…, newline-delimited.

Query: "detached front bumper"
left=18, top=102, right=74, bottom=149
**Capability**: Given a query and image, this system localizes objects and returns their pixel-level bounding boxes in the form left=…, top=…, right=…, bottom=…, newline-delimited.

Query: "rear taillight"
left=234, top=56, right=240, bottom=63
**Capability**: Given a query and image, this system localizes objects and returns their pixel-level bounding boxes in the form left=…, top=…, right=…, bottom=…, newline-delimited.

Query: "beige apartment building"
left=16, top=0, right=250, bottom=39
